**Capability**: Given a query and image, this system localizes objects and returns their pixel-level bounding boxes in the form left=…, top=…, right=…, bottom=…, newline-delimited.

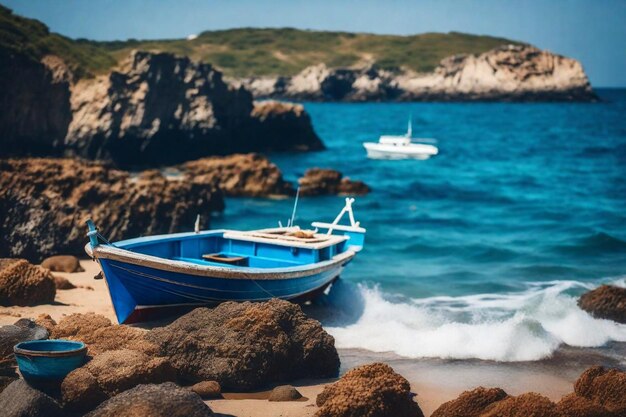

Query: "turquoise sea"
left=214, top=89, right=626, bottom=363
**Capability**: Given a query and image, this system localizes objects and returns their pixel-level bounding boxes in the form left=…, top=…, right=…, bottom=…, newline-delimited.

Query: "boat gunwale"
left=86, top=243, right=355, bottom=280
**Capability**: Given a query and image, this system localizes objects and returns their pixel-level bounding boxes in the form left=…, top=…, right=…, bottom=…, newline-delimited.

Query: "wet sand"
left=1, top=259, right=619, bottom=416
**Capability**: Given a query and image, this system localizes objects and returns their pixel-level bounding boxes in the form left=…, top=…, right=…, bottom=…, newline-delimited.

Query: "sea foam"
left=325, top=278, right=626, bottom=362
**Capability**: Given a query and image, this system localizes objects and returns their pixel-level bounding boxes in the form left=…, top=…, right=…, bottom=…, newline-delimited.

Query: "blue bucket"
left=14, top=339, right=87, bottom=381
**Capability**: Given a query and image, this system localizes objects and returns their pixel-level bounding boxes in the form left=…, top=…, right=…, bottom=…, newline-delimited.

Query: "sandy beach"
left=3, top=259, right=616, bottom=417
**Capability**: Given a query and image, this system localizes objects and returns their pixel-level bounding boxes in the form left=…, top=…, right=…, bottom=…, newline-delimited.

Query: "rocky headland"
left=235, top=45, right=596, bottom=102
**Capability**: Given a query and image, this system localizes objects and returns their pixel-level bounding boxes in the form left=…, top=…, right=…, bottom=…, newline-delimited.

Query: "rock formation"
left=84, top=382, right=214, bottom=417
left=181, top=153, right=293, bottom=197
left=238, top=45, right=596, bottom=102
left=0, top=259, right=56, bottom=306
left=315, top=362, right=424, bottom=417
left=51, top=313, right=157, bottom=355
left=146, top=299, right=340, bottom=390
left=573, top=366, right=626, bottom=416
left=0, top=319, right=49, bottom=377
left=64, top=51, right=323, bottom=167
left=0, top=379, right=65, bottom=417
left=298, top=168, right=371, bottom=196
left=189, top=381, right=221, bottom=399
left=41, top=255, right=84, bottom=273
left=431, top=387, right=509, bottom=417
left=0, top=49, right=72, bottom=157
left=61, top=349, right=177, bottom=412
left=578, top=285, right=626, bottom=324
left=268, top=385, right=303, bottom=402
left=0, top=158, right=224, bottom=262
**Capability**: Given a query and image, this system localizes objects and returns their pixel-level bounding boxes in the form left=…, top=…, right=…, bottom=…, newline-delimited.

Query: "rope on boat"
left=251, top=279, right=279, bottom=299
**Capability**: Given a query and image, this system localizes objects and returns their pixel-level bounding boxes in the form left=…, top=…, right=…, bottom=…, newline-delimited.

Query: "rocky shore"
left=1, top=261, right=626, bottom=417
left=0, top=49, right=323, bottom=165
left=235, top=45, right=596, bottom=102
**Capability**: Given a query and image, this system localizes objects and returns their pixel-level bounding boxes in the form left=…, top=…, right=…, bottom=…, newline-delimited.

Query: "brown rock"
left=62, top=349, right=176, bottom=412
left=189, top=381, right=221, bottom=399
left=0, top=375, right=16, bottom=393
left=85, top=382, right=214, bottom=417
left=0, top=259, right=56, bottom=306
left=298, top=168, right=370, bottom=196
left=578, top=285, right=626, bottom=324
left=268, top=385, right=303, bottom=402
left=555, top=393, right=610, bottom=417
left=431, top=387, right=509, bottom=417
left=181, top=153, right=293, bottom=197
left=34, top=314, right=57, bottom=334
left=315, top=362, right=423, bottom=417
left=53, top=275, right=77, bottom=290
left=574, top=366, right=626, bottom=415
left=51, top=313, right=156, bottom=355
left=480, top=392, right=559, bottom=417
left=0, top=158, right=224, bottom=262
left=42, top=255, right=84, bottom=273
left=146, top=299, right=340, bottom=390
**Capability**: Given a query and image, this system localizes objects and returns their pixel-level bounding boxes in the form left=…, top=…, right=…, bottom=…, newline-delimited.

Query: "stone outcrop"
left=238, top=45, right=596, bottom=102
left=298, top=168, right=370, bottom=196
left=0, top=379, right=65, bottom=417
left=0, top=49, right=72, bottom=157
left=84, top=382, right=214, bottom=417
left=65, top=51, right=323, bottom=167
left=268, top=385, right=303, bottom=402
left=315, top=362, right=423, bottom=417
left=573, top=366, right=626, bottom=416
left=51, top=313, right=157, bottom=355
left=0, top=158, right=224, bottom=262
left=0, top=319, right=49, bottom=376
left=42, top=255, right=84, bottom=273
left=61, top=349, right=176, bottom=412
left=578, top=285, right=626, bottom=324
left=146, top=299, right=340, bottom=390
left=0, top=259, right=56, bottom=306
left=181, top=153, right=293, bottom=197
left=431, top=387, right=509, bottom=417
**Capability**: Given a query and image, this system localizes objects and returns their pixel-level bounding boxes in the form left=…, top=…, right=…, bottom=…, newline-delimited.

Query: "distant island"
left=1, top=5, right=595, bottom=102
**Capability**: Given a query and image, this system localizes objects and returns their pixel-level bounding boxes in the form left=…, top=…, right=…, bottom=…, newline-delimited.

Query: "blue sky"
left=4, top=0, right=625, bottom=87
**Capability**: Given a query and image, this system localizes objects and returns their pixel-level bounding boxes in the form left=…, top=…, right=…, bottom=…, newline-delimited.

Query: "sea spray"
left=323, top=278, right=626, bottom=362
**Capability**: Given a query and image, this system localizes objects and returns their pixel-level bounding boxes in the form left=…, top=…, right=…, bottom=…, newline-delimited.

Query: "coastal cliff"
left=65, top=51, right=323, bottom=167
left=236, top=45, right=596, bottom=102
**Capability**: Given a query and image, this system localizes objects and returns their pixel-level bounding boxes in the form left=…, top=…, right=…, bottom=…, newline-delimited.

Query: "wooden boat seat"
left=202, top=253, right=249, bottom=266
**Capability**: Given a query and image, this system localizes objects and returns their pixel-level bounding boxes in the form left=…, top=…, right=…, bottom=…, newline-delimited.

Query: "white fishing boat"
left=363, top=119, right=438, bottom=160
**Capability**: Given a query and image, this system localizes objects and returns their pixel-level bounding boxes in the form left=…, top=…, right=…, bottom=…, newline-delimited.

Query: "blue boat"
left=85, top=198, right=366, bottom=324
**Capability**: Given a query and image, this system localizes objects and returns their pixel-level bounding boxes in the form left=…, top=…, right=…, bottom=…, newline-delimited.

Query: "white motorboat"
left=363, top=119, right=438, bottom=160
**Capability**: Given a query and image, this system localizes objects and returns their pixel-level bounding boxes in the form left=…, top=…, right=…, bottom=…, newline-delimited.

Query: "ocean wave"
left=550, top=232, right=626, bottom=256
left=323, top=279, right=626, bottom=362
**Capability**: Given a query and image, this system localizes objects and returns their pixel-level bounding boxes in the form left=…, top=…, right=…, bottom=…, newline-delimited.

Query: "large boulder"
left=555, top=393, right=610, bottom=417
left=0, top=379, right=64, bottom=417
left=0, top=318, right=49, bottom=376
left=578, top=285, right=626, bottom=324
left=61, top=349, right=176, bottom=412
left=479, top=393, right=559, bottom=417
left=181, top=153, right=293, bottom=197
left=573, top=366, right=626, bottom=416
left=85, top=382, right=213, bottom=417
left=51, top=313, right=156, bottom=355
left=315, top=363, right=423, bottom=417
left=65, top=51, right=322, bottom=167
left=0, top=259, right=56, bottom=306
left=41, top=255, right=84, bottom=273
left=431, top=387, right=509, bottom=417
left=146, top=299, right=340, bottom=390
left=298, top=168, right=370, bottom=196
left=0, top=158, right=224, bottom=262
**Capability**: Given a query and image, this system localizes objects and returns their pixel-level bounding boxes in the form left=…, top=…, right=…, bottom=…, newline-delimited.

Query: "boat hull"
left=93, top=247, right=352, bottom=324
left=363, top=142, right=438, bottom=160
